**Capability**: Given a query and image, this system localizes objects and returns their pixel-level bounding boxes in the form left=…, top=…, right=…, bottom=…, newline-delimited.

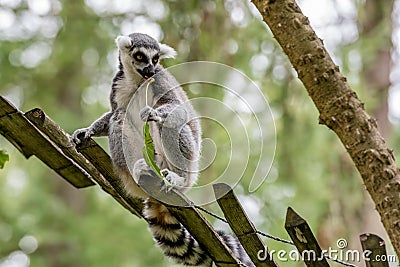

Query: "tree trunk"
left=251, top=0, right=400, bottom=255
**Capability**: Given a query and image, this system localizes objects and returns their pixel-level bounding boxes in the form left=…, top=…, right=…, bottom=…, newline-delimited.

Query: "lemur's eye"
left=133, top=52, right=146, bottom=62
left=135, top=54, right=143, bottom=60
left=152, top=57, right=159, bottom=64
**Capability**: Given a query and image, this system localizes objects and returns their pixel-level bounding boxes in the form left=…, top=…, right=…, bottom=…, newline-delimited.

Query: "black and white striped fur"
left=144, top=200, right=255, bottom=267
left=71, top=33, right=254, bottom=267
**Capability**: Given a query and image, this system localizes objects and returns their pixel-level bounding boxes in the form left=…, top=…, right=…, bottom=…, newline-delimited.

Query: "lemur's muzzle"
left=141, top=65, right=155, bottom=79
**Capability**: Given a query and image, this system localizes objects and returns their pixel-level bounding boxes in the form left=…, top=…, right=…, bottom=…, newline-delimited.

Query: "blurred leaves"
left=0, top=0, right=398, bottom=266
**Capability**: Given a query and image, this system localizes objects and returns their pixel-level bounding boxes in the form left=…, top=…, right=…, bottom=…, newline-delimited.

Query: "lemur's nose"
left=143, top=65, right=155, bottom=79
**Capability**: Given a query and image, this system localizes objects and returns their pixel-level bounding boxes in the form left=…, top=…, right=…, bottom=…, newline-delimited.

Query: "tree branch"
left=251, top=0, right=400, bottom=255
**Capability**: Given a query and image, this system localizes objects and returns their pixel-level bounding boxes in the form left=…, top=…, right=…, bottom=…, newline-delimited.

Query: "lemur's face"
left=130, top=47, right=160, bottom=79
left=116, top=34, right=177, bottom=81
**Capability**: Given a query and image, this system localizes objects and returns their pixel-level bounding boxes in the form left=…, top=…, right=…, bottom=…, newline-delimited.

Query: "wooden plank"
left=0, top=96, right=94, bottom=188
left=24, top=108, right=142, bottom=217
left=360, top=233, right=389, bottom=267
left=0, top=96, right=16, bottom=115
left=213, top=183, right=277, bottom=267
left=138, top=174, right=245, bottom=267
left=0, top=96, right=35, bottom=158
left=285, top=207, right=330, bottom=267
left=75, top=135, right=144, bottom=217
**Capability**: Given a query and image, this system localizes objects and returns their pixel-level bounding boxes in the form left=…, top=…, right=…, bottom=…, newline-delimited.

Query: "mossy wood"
left=285, top=207, right=330, bottom=267
left=24, top=107, right=143, bottom=217
left=360, top=233, right=390, bottom=267
left=0, top=96, right=94, bottom=188
left=214, top=183, right=277, bottom=267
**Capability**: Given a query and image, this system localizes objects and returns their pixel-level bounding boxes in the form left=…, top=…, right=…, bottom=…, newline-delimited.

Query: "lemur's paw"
left=140, top=106, right=163, bottom=123
left=160, top=169, right=186, bottom=192
left=70, top=128, right=94, bottom=145
left=133, top=159, right=153, bottom=179
left=115, top=36, right=132, bottom=51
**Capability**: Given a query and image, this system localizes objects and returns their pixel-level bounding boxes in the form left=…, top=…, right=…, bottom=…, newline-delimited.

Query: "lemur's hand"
left=140, top=106, right=163, bottom=123
left=70, top=128, right=94, bottom=145
left=140, top=106, right=188, bottom=128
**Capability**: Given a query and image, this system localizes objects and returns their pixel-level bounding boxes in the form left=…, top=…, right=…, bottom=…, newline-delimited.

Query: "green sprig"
left=141, top=77, right=163, bottom=179
left=142, top=122, right=163, bottom=179
left=0, top=150, right=9, bottom=169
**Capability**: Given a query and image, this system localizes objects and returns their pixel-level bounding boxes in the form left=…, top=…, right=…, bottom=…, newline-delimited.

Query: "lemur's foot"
left=70, top=128, right=94, bottom=145
left=140, top=106, right=163, bottom=123
left=160, top=169, right=186, bottom=192
left=133, top=159, right=154, bottom=179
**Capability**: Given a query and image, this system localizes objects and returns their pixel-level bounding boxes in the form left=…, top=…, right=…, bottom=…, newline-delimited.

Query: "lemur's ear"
left=115, top=36, right=132, bottom=51
left=159, top=43, right=177, bottom=59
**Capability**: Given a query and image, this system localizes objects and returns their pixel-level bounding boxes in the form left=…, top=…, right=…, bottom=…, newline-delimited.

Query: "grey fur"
left=71, top=33, right=253, bottom=267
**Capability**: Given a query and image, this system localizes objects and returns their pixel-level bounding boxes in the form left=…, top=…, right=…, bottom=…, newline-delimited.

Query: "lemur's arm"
left=71, top=111, right=112, bottom=144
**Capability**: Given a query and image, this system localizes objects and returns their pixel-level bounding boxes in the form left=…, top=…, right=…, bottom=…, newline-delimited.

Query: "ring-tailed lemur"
left=71, top=33, right=254, bottom=267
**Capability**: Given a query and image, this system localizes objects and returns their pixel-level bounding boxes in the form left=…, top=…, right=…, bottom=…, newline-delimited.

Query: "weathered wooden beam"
left=213, top=183, right=277, bottom=267
left=0, top=96, right=94, bottom=188
left=24, top=108, right=142, bottom=217
left=72, top=130, right=144, bottom=217
left=360, top=233, right=389, bottom=267
left=138, top=174, right=245, bottom=267
left=285, top=207, right=330, bottom=267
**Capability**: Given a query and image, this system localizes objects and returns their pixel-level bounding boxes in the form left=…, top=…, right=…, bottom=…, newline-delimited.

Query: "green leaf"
left=0, top=150, right=9, bottom=169
left=142, top=122, right=163, bottom=179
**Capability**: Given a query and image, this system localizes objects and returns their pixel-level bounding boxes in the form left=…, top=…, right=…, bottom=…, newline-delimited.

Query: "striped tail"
left=143, top=200, right=255, bottom=267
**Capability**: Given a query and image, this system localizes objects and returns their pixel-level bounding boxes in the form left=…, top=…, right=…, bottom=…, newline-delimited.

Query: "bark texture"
left=251, top=0, right=400, bottom=255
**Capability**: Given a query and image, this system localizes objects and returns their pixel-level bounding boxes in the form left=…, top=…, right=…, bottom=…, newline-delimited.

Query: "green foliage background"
left=0, top=0, right=399, bottom=266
